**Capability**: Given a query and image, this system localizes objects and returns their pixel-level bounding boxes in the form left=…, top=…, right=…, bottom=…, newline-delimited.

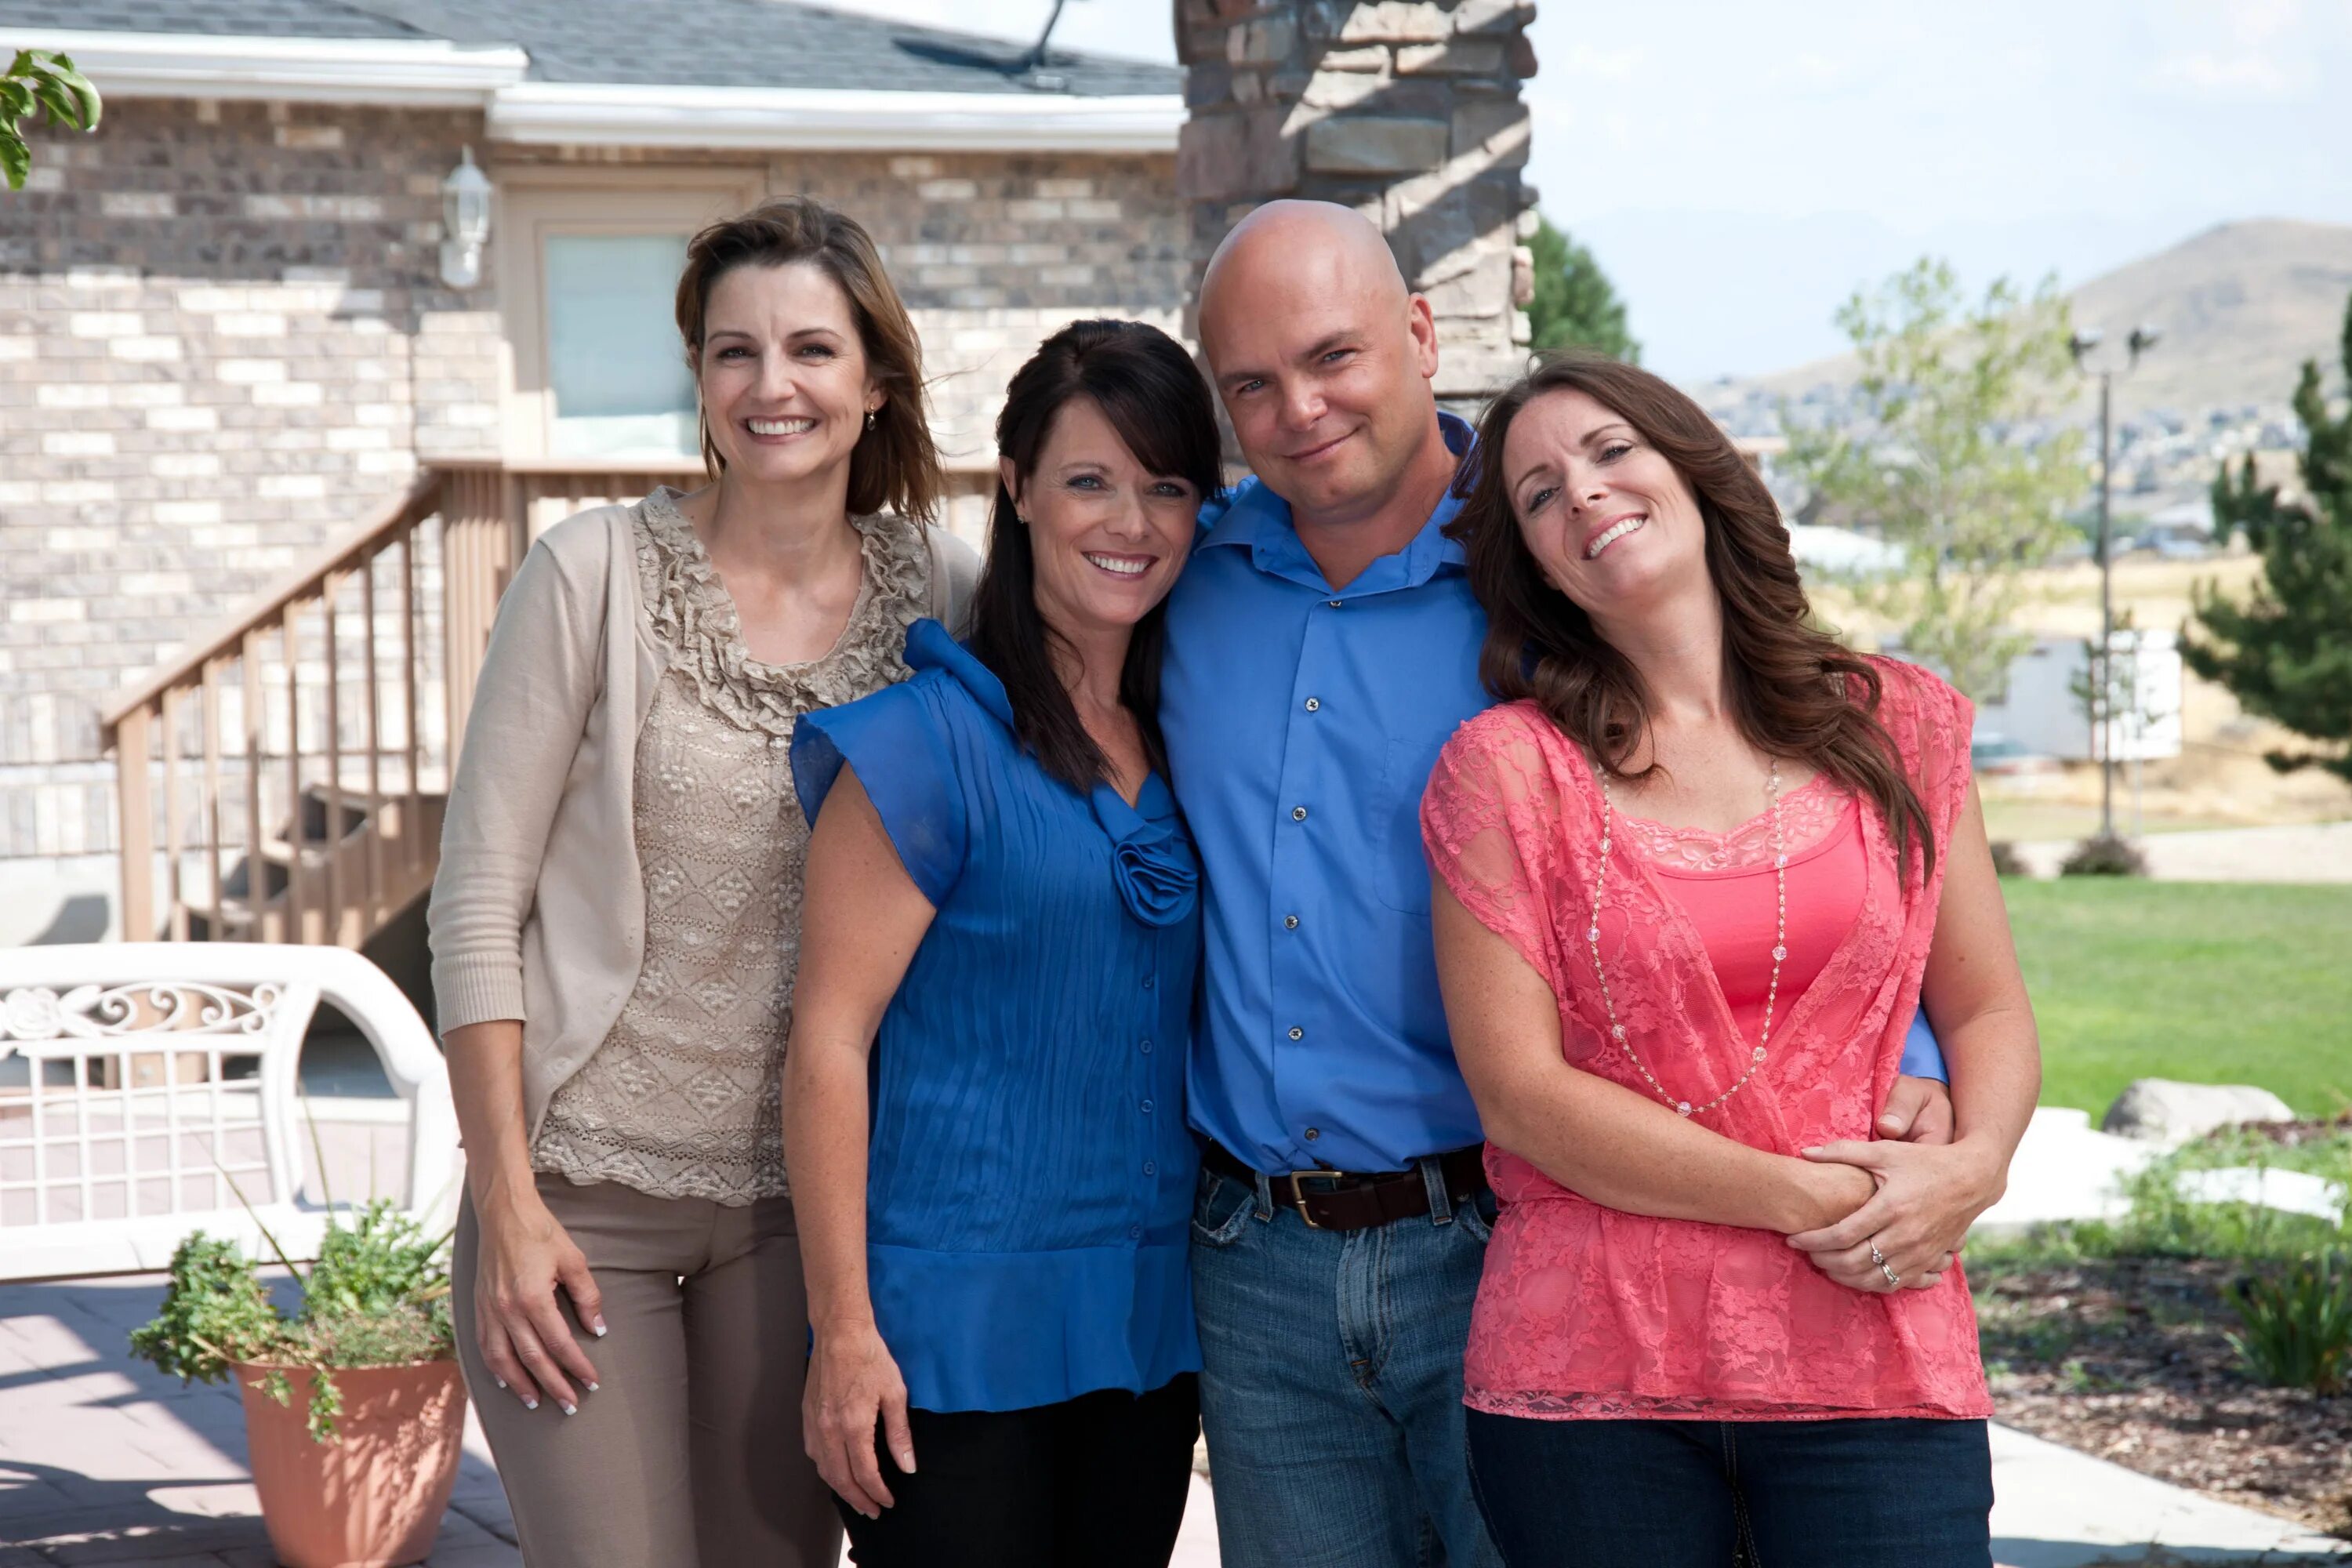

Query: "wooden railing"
left=101, top=460, right=702, bottom=949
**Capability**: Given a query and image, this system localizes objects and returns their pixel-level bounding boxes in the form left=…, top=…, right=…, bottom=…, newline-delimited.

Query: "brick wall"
left=0, top=103, right=1185, bottom=868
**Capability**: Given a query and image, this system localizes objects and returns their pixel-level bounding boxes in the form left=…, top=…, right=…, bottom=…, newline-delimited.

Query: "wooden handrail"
left=107, top=459, right=696, bottom=953
left=98, top=471, right=445, bottom=744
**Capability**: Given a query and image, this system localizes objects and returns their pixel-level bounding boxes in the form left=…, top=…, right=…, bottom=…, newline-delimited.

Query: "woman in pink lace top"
left=1420, top=356, right=2041, bottom=1566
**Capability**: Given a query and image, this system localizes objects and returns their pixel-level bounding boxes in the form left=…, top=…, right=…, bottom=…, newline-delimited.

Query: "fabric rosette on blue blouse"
left=1098, top=801, right=1200, bottom=928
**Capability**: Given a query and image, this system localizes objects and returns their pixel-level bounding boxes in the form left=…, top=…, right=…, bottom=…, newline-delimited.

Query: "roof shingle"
left=0, top=0, right=1181, bottom=96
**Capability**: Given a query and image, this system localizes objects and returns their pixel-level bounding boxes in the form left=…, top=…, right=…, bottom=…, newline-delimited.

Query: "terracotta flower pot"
left=233, top=1359, right=467, bottom=1568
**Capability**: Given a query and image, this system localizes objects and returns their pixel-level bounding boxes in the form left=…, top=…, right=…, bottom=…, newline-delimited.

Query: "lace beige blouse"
left=528, top=488, right=931, bottom=1204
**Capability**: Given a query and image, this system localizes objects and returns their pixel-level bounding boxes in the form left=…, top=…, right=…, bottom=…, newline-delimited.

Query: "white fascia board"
left=0, top=29, right=529, bottom=107
left=488, top=83, right=1183, bottom=154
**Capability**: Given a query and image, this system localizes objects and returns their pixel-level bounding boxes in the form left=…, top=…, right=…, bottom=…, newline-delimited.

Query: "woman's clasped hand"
left=1791, top=1133, right=2007, bottom=1292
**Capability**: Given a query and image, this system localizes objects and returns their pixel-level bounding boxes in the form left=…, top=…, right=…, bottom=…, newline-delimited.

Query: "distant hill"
left=1719, top=219, right=2352, bottom=419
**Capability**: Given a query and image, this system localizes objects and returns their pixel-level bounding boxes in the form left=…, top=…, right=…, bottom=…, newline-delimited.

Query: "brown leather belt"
left=1203, top=1140, right=1488, bottom=1232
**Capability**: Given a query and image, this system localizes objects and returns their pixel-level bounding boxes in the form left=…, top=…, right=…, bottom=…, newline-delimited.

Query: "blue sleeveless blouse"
left=790, top=619, right=1203, bottom=1413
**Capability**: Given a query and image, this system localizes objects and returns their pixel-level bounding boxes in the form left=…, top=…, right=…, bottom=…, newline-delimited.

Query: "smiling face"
left=1004, top=395, right=1200, bottom=644
left=1199, top=203, right=1441, bottom=524
left=1501, top=387, right=1711, bottom=624
left=695, top=259, right=880, bottom=491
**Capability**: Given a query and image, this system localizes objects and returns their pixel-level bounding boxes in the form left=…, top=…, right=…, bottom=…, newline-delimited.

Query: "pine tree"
left=1526, top=216, right=1639, bottom=362
left=2182, top=290, right=2352, bottom=782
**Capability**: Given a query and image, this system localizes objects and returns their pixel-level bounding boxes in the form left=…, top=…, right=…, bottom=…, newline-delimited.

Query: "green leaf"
left=0, top=132, right=27, bottom=194
left=36, top=54, right=100, bottom=131
left=0, top=78, right=32, bottom=121
left=29, top=74, right=77, bottom=129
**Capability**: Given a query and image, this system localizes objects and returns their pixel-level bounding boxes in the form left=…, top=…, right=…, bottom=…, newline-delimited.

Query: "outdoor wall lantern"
left=439, top=147, right=492, bottom=291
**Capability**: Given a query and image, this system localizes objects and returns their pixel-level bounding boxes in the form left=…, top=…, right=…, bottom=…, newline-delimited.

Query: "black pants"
left=836, top=1375, right=1200, bottom=1568
left=1465, top=1410, right=1993, bottom=1568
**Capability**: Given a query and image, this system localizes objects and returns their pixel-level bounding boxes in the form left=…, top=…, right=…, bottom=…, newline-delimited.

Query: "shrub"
left=2230, top=1253, right=2352, bottom=1394
left=1988, top=840, right=2028, bottom=877
left=2060, top=833, right=2149, bottom=876
left=129, top=1200, right=453, bottom=1441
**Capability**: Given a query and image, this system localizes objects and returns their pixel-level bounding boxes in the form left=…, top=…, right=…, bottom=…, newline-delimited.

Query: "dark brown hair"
left=1448, top=352, right=1936, bottom=878
left=967, top=319, right=1222, bottom=793
left=674, top=197, right=940, bottom=522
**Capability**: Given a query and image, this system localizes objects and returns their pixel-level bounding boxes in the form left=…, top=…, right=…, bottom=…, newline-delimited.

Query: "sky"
left=817, top=0, right=2352, bottom=381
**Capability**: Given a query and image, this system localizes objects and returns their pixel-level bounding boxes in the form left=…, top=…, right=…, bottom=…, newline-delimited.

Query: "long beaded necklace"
left=1587, top=756, right=1788, bottom=1118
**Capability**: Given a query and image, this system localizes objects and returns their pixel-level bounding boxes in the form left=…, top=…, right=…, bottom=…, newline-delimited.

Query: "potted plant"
left=129, top=1200, right=467, bottom=1568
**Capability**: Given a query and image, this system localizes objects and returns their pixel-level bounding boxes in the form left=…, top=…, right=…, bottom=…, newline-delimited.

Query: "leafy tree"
left=2, top=49, right=100, bottom=191
left=1526, top=215, right=1639, bottom=362
left=2183, top=290, right=2352, bottom=783
left=1781, top=257, right=2083, bottom=702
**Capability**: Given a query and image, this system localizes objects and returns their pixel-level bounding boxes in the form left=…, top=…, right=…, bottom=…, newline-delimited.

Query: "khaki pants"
left=453, top=1174, right=840, bottom=1567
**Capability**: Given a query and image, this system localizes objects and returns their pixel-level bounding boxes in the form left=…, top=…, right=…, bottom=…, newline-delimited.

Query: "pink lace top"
left=1421, top=658, right=1991, bottom=1422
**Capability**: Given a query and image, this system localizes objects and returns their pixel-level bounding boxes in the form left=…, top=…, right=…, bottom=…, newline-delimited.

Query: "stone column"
left=1174, top=0, right=1539, bottom=408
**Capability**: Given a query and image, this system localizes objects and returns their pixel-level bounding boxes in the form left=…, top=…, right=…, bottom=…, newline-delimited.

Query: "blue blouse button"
left=1144, top=1160, right=1157, bottom=1176
left=1129, top=1224, right=1143, bottom=1240
left=1140, top=1038, right=1153, bottom=1054
left=1142, top=975, right=1155, bottom=990
left=1141, top=1098, right=1155, bottom=1115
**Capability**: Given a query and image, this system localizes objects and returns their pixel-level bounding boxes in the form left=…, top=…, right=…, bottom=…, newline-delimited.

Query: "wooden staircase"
left=103, top=460, right=702, bottom=954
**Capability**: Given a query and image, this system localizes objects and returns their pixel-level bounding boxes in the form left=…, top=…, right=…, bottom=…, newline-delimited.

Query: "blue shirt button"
left=1291, top=805, right=1308, bottom=822
left=1144, top=1160, right=1157, bottom=1176
left=1129, top=1224, right=1142, bottom=1240
left=1141, top=1098, right=1155, bottom=1115
left=1287, top=1026, right=1304, bottom=1040
left=1142, top=975, right=1155, bottom=989
left=1284, top=914, right=1299, bottom=930
left=1140, top=1039, right=1153, bottom=1054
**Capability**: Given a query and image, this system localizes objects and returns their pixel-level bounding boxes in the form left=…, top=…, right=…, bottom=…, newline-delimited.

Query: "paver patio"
left=0, top=1275, right=2339, bottom=1566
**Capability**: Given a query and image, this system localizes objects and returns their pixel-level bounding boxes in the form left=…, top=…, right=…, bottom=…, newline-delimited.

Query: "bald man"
left=1158, top=200, right=1502, bottom=1568
left=1159, top=202, right=1953, bottom=1567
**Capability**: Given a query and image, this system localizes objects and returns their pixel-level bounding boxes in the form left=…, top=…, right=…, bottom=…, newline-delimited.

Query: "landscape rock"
left=2100, top=1078, right=2299, bottom=1145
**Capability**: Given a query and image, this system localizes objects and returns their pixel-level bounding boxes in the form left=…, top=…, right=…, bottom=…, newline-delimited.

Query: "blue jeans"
left=1190, top=1162, right=1502, bottom=1568
left=1465, top=1410, right=1993, bottom=1568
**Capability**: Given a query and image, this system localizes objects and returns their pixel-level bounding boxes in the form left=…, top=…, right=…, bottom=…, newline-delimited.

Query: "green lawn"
left=2002, top=880, right=2352, bottom=1119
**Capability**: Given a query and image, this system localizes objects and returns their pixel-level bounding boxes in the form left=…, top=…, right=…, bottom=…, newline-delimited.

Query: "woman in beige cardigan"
left=427, top=198, right=977, bottom=1566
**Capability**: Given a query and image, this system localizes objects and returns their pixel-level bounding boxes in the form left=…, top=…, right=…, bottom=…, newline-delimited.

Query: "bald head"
left=1199, top=201, right=1411, bottom=347
left=1192, top=200, right=1445, bottom=534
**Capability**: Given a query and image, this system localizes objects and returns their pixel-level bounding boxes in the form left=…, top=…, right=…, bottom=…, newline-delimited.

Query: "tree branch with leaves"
left=2, top=49, right=101, bottom=191
left=1781, top=257, right=2084, bottom=702
left=2183, top=289, right=2352, bottom=783
left=1526, top=215, right=1639, bottom=363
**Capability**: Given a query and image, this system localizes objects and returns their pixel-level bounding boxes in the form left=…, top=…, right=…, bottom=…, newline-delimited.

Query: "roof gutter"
left=0, top=29, right=530, bottom=107
left=0, top=30, right=1181, bottom=151
left=488, top=83, right=1180, bottom=154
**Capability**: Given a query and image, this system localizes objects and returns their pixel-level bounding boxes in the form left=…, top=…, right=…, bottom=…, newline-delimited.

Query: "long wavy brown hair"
left=1447, top=353, right=1936, bottom=879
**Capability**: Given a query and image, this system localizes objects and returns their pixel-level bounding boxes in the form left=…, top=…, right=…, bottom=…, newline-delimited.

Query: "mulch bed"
left=1976, top=1254, right=2352, bottom=1536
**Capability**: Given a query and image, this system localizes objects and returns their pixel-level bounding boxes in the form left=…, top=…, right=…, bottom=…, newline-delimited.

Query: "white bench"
left=0, top=942, right=459, bottom=1283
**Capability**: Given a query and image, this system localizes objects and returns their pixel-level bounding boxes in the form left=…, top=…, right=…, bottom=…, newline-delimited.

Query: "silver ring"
left=1879, top=1260, right=1902, bottom=1287
left=1869, top=1242, right=1888, bottom=1267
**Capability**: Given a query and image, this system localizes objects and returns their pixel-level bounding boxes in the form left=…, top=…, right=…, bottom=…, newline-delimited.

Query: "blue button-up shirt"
left=1165, top=415, right=1943, bottom=1177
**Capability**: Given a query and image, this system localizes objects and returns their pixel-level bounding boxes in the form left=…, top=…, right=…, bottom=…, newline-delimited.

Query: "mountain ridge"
left=1712, top=219, right=2352, bottom=419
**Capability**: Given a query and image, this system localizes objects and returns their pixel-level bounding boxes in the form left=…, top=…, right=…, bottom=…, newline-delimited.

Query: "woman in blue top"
left=784, top=318, right=1221, bottom=1566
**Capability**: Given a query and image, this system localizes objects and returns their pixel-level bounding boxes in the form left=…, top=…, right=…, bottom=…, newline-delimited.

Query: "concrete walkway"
left=1, top=1275, right=2339, bottom=1566
left=2011, top=822, right=2352, bottom=882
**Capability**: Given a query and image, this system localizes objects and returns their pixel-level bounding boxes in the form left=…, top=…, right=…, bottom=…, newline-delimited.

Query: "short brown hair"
left=1448, top=353, right=1936, bottom=880
left=674, top=197, right=940, bottom=522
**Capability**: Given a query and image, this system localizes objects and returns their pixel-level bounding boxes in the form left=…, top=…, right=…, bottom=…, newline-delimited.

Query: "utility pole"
left=2069, top=323, right=2161, bottom=840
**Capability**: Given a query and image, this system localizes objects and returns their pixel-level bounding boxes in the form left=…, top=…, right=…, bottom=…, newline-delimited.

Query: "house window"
left=495, top=168, right=767, bottom=463
left=543, top=233, right=695, bottom=457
